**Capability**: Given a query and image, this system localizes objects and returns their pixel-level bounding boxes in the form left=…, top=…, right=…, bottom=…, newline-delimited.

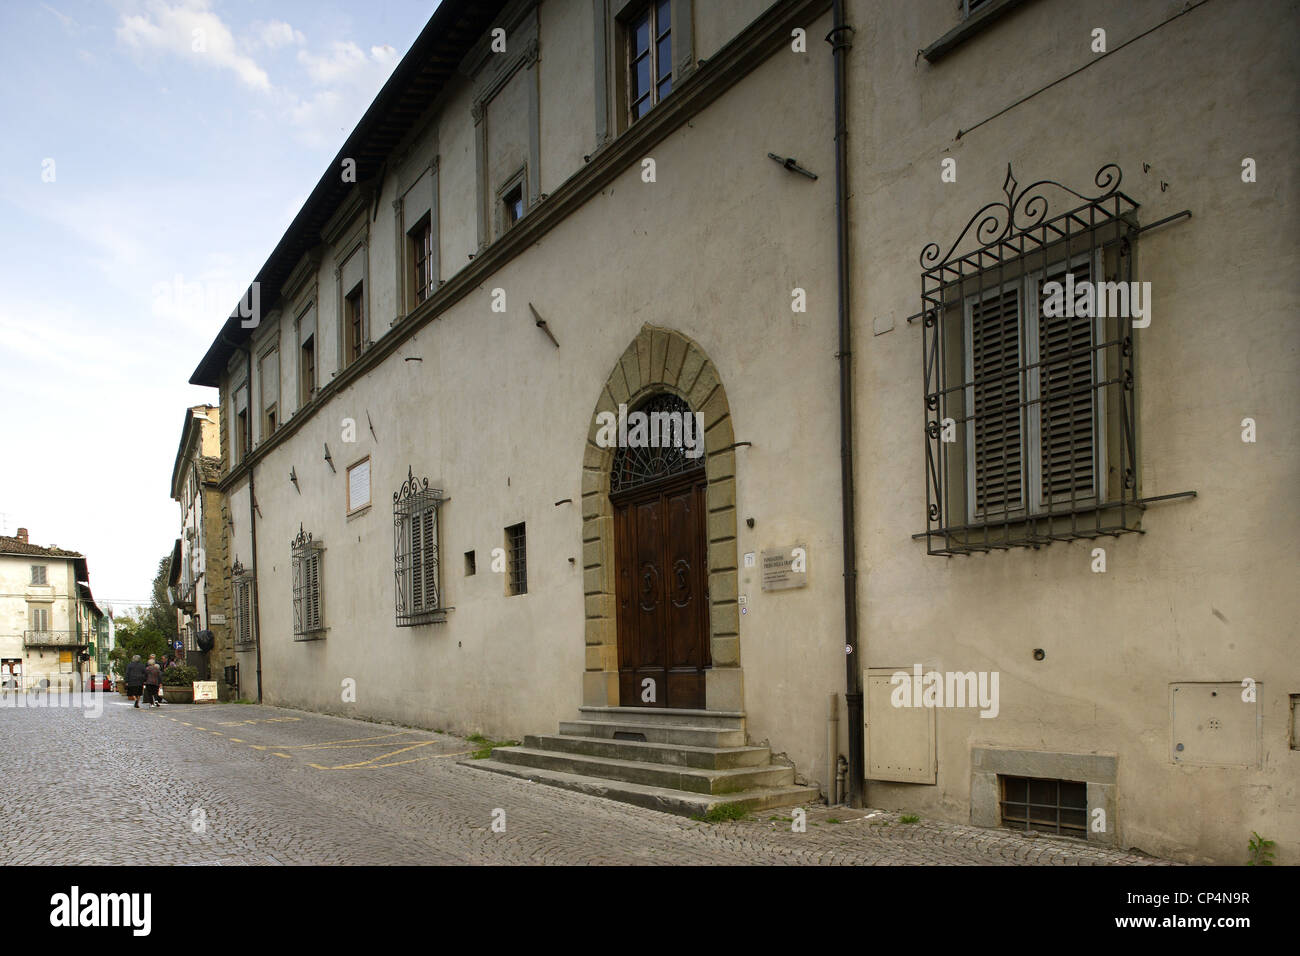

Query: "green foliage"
left=694, top=803, right=749, bottom=823
left=466, top=734, right=518, bottom=759
left=106, top=610, right=169, bottom=676
left=144, top=553, right=178, bottom=641
left=1247, top=831, right=1275, bottom=866
left=161, top=665, right=200, bottom=687
left=899, top=813, right=921, bottom=824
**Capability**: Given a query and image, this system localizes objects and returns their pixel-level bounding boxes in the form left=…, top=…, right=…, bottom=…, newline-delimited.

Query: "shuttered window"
left=393, top=467, right=445, bottom=626
left=233, top=576, right=253, bottom=645
left=292, top=529, right=324, bottom=639
left=963, top=254, right=1103, bottom=523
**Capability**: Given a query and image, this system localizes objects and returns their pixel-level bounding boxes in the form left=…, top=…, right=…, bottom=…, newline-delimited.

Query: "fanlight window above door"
left=609, top=393, right=704, bottom=495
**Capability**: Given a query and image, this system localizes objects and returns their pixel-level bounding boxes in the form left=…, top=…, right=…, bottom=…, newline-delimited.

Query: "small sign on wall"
left=760, top=544, right=808, bottom=591
left=193, top=681, right=218, bottom=702
left=210, top=614, right=227, bottom=625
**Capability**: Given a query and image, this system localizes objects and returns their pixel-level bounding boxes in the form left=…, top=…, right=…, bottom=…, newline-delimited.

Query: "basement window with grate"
left=291, top=526, right=325, bottom=640
left=920, top=164, right=1150, bottom=555
left=393, top=466, right=446, bottom=626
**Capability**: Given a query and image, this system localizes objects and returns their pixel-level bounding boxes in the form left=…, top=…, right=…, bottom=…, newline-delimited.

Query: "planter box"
left=162, top=686, right=193, bottom=703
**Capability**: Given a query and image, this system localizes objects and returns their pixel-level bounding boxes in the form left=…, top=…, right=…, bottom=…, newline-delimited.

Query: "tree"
left=142, top=552, right=178, bottom=641
left=106, top=609, right=168, bottom=676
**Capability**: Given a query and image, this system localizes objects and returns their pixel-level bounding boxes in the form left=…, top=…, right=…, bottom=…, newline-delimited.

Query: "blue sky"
left=0, top=0, right=440, bottom=613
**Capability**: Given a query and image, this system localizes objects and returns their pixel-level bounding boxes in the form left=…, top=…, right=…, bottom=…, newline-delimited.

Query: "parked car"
left=87, top=675, right=113, bottom=692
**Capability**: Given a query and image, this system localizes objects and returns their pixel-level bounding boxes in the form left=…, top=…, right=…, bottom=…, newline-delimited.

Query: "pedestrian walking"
left=124, top=655, right=146, bottom=708
left=143, top=658, right=162, bottom=708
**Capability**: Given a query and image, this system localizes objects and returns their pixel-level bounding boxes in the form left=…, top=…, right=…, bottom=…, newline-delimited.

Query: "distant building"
left=167, top=405, right=234, bottom=693
left=0, top=528, right=103, bottom=690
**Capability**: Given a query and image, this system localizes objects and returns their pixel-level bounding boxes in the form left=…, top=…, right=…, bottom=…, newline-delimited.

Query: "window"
left=921, top=164, right=1147, bottom=555
left=31, top=608, right=49, bottom=631
left=347, top=457, right=371, bottom=514
left=393, top=466, right=446, bottom=626
left=626, top=0, right=671, bottom=123
left=409, top=215, right=435, bottom=305
left=503, top=183, right=524, bottom=229
left=300, top=334, right=316, bottom=406
left=233, top=382, right=249, bottom=465
left=260, top=347, right=279, bottom=438
left=232, top=564, right=254, bottom=646
left=30, top=565, right=47, bottom=585
left=291, top=527, right=324, bottom=639
left=464, top=550, right=476, bottom=576
left=962, top=0, right=992, bottom=17
left=999, top=775, right=1087, bottom=837
left=344, top=283, right=365, bottom=367
left=505, top=522, right=527, bottom=596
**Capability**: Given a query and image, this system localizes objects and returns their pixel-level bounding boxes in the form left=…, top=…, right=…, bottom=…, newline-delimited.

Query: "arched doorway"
left=580, top=325, right=744, bottom=713
left=610, top=394, right=711, bottom=709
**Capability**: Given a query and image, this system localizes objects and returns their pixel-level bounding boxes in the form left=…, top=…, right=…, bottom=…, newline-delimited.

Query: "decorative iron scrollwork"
left=610, top=393, right=705, bottom=494
left=291, top=523, right=312, bottom=550
left=394, top=465, right=430, bottom=504
left=920, top=163, right=1123, bottom=268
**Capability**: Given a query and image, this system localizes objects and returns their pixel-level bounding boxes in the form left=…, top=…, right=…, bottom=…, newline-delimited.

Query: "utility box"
left=1170, top=682, right=1261, bottom=768
left=865, top=667, right=936, bottom=783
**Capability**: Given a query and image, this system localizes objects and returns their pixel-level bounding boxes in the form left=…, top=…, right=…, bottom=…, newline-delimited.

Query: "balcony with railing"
left=23, top=630, right=86, bottom=648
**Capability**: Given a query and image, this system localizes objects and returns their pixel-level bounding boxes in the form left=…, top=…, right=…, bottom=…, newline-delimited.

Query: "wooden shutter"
left=969, top=287, right=1024, bottom=517
left=421, top=507, right=438, bottom=611
left=410, top=512, right=424, bottom=611
left=1037, top=262, right=1097, bottom=503
left=292, top=555, right=303, bottom=635
left=307, top=551, right=321, bottom=629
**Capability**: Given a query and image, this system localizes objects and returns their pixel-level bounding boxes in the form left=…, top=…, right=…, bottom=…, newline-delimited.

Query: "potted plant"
left=161, top=664, right=199, bottom=703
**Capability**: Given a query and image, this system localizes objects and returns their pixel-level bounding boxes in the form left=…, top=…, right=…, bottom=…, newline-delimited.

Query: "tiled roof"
left=0, top=536, right=82, bottom=559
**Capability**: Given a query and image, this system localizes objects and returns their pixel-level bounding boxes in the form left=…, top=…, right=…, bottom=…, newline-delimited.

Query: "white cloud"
left=284, top=42, right=399, bottom=148
left=117, top=0, right=271, bottom=93
left=248, top=19, right=305, bottom=51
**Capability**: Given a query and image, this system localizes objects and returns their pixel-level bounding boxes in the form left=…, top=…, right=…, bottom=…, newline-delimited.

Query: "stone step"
left=577, top=705, right=745, bottom=730
left=559, top=719, right=746, bottom=748
left=525, top=733, right=770, bottom=769
left=490, top=745, right=794, bottom=794
left=464, top=758, right=821, bottom=819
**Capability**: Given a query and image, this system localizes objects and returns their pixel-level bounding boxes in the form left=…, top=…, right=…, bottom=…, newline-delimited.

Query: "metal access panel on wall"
left=1170, top=682, right=1262, bottom=768
left=865, top=668, right=936, bottom=784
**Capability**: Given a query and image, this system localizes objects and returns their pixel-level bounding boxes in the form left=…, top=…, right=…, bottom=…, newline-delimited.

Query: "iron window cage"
left=231, top=558, right=255, bottom=646
left=998, top=775, right=1088, bottom=837
left=505, top=522, right=527, bottom=596
left=393, top=466, right=447, bottom=626
left=291, top=525, right=325, bottom=640
left=920, top=164, right=1145, bottom=556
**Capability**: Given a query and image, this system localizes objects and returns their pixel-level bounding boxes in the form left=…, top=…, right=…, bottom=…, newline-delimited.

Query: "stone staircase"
left=464, top=705, right=821, bottom=817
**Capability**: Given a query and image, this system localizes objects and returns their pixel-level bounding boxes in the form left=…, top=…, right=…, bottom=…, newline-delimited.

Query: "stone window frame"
left=581, top=325, right=741, bottom=712
left=592, top=0, right=696, bottom=150
left=392, top=154, right=441, bottom=321
left=970, top=747, right=1117, bottom=846
left=465, top=0, right=541, bottom=250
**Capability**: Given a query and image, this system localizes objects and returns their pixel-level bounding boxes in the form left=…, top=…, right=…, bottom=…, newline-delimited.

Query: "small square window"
left=505, top=523, right=527, bottom=596
left=465, top=550, right=476, bottom=576
left=30, top=566, right=47, bottom=585
left=347, top=458, right=371, bottom=514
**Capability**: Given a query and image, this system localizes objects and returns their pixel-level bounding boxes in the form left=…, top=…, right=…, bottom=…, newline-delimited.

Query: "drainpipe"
left=827, top=0, right=863, bottom=808
left=827, top=692, right=839, bottom=806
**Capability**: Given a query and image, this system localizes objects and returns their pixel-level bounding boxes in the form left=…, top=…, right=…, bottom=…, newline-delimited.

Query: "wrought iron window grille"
left=609, top=393, right=705, bottom=496
left=394, top=466, right=447, bottom=626
left=291, top=524, right=325, bottom=640
left=505, top=522, right=527, bottom=597
left=920, top=163, right=1149, bottom=556
left=231, top=558, right=255, bottom=646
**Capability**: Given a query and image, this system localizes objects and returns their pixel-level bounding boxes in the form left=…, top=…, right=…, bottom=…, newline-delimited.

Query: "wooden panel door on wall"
left=615, top=472, right=709, bottom=710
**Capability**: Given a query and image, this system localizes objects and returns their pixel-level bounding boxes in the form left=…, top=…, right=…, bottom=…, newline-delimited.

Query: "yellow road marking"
left=272, top=752, right=291, bottom=758
left=229, top=738, right=244, bottom=742
left=210, top=731, right=223, bottom=735
left=307, top=748, right=475, bottom=770
left=181, top=722, right=192, bottom=726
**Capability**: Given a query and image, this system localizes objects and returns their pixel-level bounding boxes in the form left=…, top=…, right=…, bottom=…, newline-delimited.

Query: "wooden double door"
left=613, top=470, right=711, bottom=709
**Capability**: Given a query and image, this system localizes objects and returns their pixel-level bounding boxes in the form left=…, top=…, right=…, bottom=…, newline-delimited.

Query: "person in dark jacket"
left=143, top=658, right=162, bottom=708
left=124, top=655, right=146, bottom=708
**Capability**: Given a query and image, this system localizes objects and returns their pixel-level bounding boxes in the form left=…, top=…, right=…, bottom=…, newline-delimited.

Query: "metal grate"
left=999, top=775, right=1088, bottom=837
left=920, top=163, right=1145, bottom=555
left=505, top=522, right=527, bottom=596
left=394, top=466, right=446, bottom=626
left=291, top=525, right=324, bottom=639
left=609, top=393, right=704, bottom=495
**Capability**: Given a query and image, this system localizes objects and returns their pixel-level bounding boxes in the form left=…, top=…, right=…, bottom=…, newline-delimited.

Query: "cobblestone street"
left=0, top=694, right=1172, bottom=866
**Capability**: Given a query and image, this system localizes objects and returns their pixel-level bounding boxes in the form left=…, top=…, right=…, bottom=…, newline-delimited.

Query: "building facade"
left=167, top=405, right=235, bottom=694
left=0, top=529, right=103, bottom=690
left=188, top=0, right=1298, bottom=862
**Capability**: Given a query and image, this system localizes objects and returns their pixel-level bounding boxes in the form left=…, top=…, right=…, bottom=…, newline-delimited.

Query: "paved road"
left=0, top=693, right=1169, bottom=865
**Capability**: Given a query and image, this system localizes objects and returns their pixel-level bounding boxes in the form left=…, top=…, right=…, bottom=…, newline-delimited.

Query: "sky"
left=0, top=0, right=440, bottom=614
